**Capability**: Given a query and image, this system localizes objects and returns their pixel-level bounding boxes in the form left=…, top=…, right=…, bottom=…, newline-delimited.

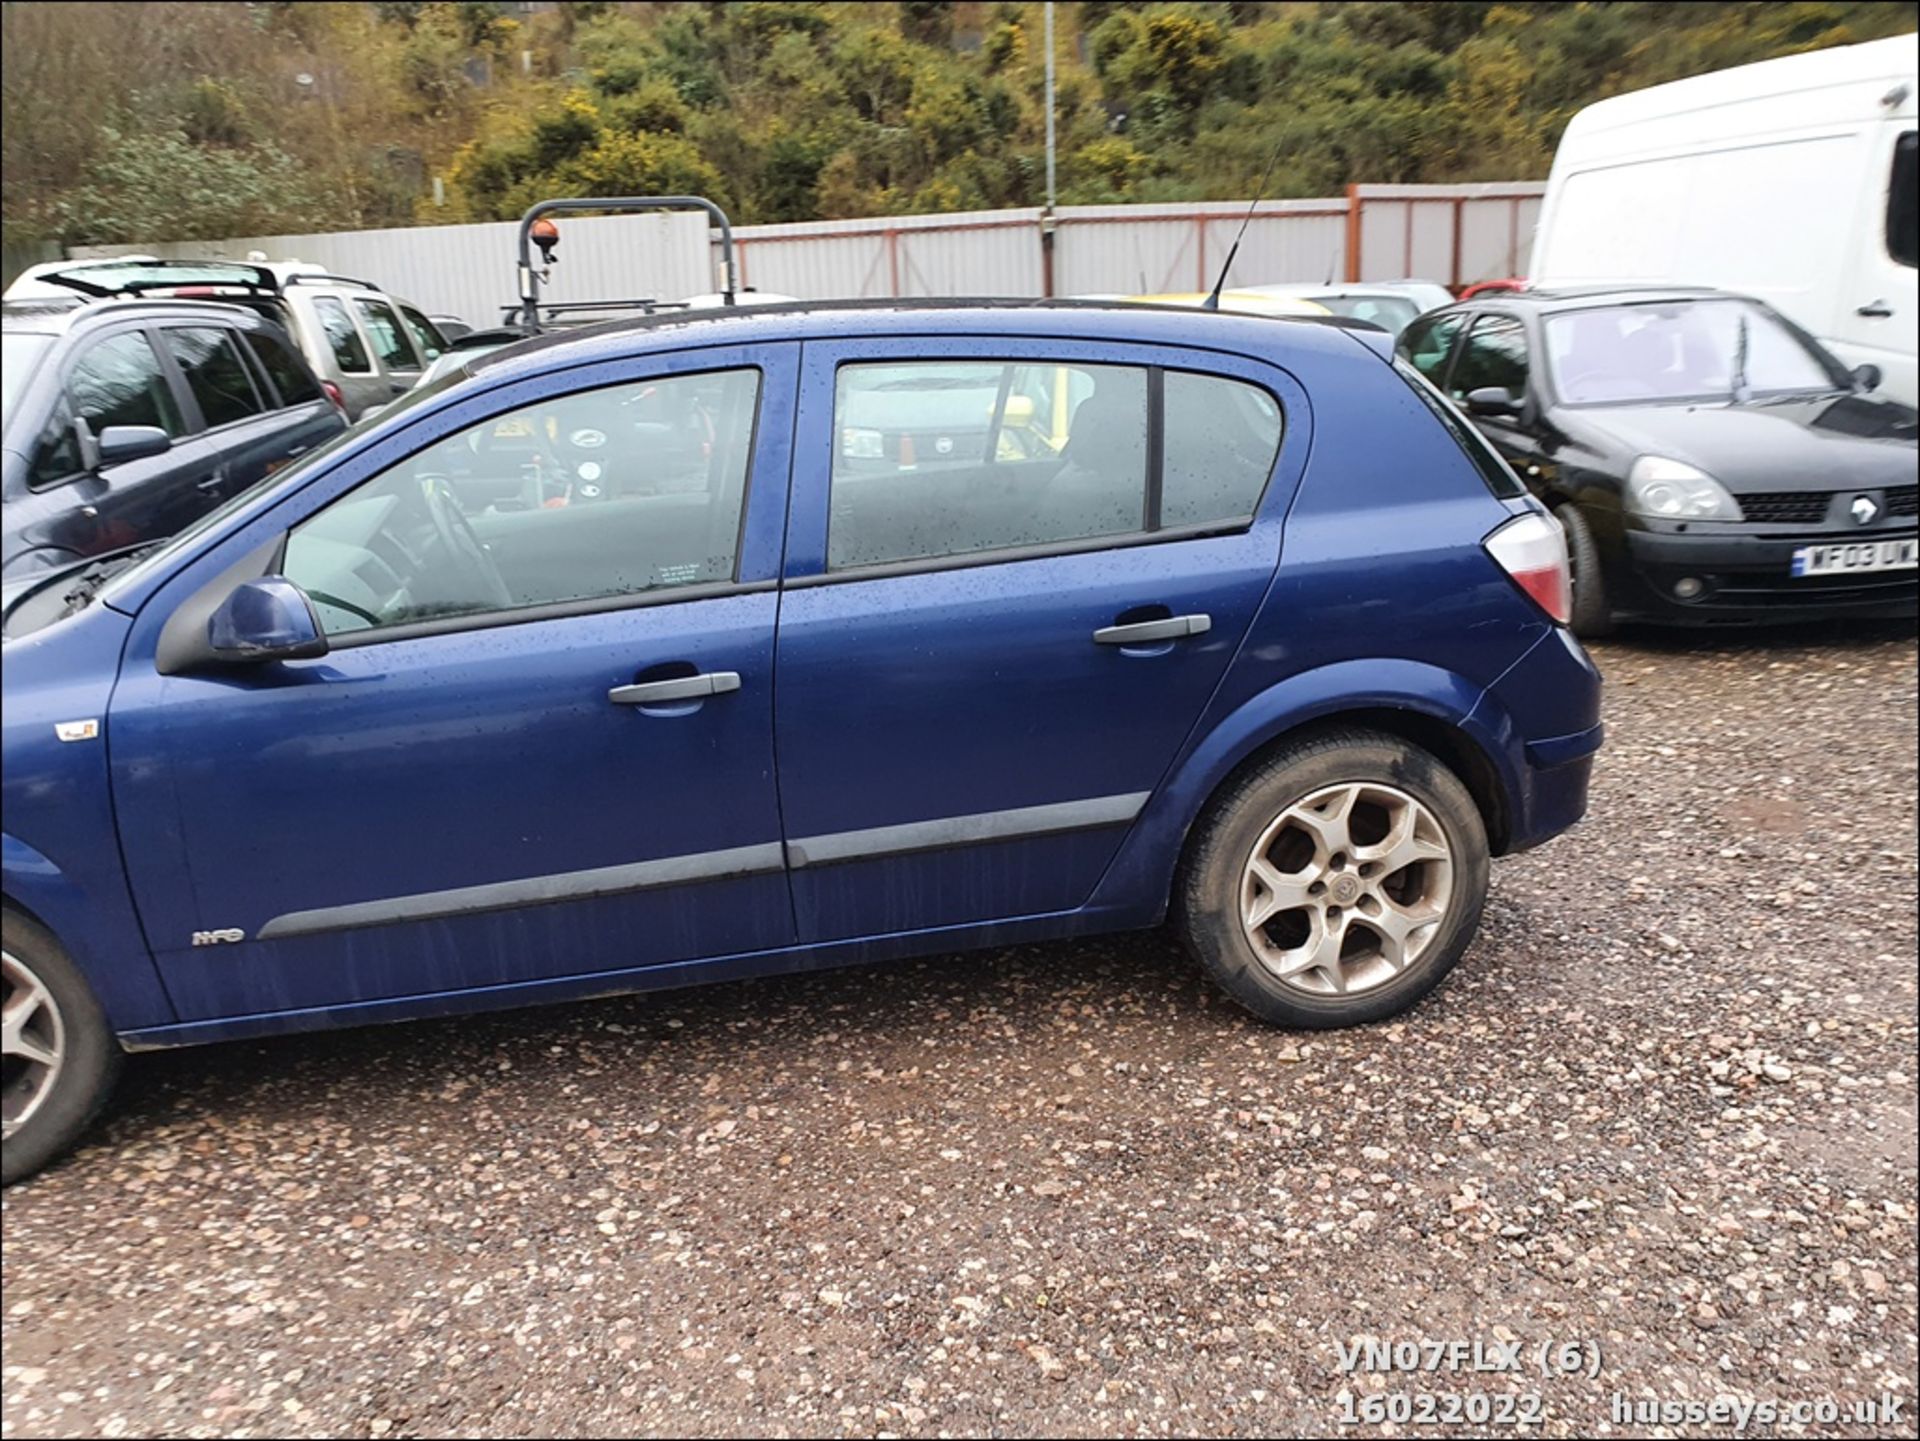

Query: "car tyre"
left=2, top=910, right=121, bottom=1186
left=1555, top=503, right=1614, bottom=638
left=1176, top=729, right=1490, bottom=1029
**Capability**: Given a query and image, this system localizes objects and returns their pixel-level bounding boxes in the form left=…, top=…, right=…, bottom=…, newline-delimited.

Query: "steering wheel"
left=420, top=474, right=513, bottom=609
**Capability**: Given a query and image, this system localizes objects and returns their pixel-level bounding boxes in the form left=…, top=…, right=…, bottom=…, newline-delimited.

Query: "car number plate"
left=1790, top=538, right=1919, bottom=577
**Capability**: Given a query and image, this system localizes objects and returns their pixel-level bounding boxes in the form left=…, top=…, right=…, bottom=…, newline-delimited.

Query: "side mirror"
left=1464, top=386, right=1521, bottom=418
left=1851, top=363, right=1882, bottom=392
left=96, top=424, right=172, bottom=467
left=207, top=577, right=328, bottom=664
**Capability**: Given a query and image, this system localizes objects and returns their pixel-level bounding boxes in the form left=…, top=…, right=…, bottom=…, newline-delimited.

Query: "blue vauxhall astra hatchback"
left=0, top=300, right=1603, bottom=1181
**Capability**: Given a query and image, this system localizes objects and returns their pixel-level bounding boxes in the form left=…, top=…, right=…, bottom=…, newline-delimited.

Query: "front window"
left=282, top=369, right=760, bottom=637
left=1544, top=299, right=1847, bottom=406
left=1449, top=315, right=1530, bottom=405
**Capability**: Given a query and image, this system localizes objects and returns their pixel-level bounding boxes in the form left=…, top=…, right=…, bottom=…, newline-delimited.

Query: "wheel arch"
left=1086, top=658, right=1527, bottom=925
left=2, top=832, right=175, bottom=1034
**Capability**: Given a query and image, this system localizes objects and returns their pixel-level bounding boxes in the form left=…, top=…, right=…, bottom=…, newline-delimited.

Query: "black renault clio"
left=1399, top=287, right=1917, bottom=634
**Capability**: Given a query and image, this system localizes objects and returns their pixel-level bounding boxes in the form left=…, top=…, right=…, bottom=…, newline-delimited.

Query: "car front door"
left=20, top=324, right=205, bottom=561
left=1447, top=312, right=1553, bottom=490
left=107, top=344, right=800, bottom=1020
left=773, top=336, right=1300, bottom=942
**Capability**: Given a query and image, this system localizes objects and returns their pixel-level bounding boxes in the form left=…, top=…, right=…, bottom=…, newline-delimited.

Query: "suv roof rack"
left=281, top=273, right=382, bottom=293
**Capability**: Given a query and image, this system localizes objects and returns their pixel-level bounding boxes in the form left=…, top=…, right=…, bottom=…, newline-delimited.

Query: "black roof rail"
left=281, top=273, right=382, bottom=293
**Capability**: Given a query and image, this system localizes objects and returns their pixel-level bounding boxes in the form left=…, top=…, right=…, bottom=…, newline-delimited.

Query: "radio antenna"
left=1202, top=141, right=1284, bottom=311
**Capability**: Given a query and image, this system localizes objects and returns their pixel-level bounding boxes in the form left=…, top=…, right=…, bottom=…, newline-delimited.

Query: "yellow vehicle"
left=1125, top=290, right=1334, bottom=319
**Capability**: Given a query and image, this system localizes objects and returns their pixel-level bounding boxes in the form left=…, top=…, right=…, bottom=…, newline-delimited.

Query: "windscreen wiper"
left=58, top=541, right=166, bottom=616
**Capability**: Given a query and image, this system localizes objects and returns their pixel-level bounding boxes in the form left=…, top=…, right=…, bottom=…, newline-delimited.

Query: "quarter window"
left=1449, top=315, right=1529, bottom=403
left=311, top=296, right=372, bottom=373
left=398, top=305, right=446, bottom=362
left=354, top=297, right=420, bottom=371
left=245, top=329, right=324, bottom=405
left=284, top=369, right=760, bottom=638
left=163, top=327, right=265, bottom=430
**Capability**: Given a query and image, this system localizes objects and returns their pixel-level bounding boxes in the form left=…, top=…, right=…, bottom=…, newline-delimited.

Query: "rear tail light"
left=320, top=380, right=347, bottom=415
left=1484, top=512, right=1572, bottom=625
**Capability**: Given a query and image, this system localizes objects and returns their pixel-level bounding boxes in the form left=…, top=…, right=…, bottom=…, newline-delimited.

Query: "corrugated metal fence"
left=72, top=183, right=1542, bottom=326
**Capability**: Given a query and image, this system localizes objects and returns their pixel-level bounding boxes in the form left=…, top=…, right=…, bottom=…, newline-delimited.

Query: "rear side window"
left=69, top=331, right=184, bottom=436
left=163, top=327, right=265, bottom=430
left=1449, top=315, right=1529, bottom=403
left=245, top=329, right=323, bottom=405
left=1161, top=371, right=1282, bottom=528
left=830, top=360, right=1148, bottom=570
left=1393, top=358, right=1527, bottom=499
left=1891, top=131, right=1917, bottom=269
left=827, top=359, right=1284, bottom=572
left=311, top=296, right=372, bottom=373
left=398, top=305, right=446, bottom=362
left=354, top=298, right=420, bottom=371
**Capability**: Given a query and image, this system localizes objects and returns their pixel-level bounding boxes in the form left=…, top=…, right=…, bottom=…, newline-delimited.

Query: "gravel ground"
left=4, top=621, right=1916, bottom=1440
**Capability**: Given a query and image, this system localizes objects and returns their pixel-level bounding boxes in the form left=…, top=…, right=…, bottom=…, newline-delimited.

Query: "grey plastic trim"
left=787, top=792, right=1150, bottom=869
left=256, top=841, right=785, bottom=940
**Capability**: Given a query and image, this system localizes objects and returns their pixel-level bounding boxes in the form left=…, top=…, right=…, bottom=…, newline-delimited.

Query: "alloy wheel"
left=1, top=949, right=66, bottom=1139
left=1240, top=782, right=1456, bottom=996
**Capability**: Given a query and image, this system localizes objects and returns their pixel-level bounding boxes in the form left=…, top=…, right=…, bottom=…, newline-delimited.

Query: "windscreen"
left=1544, top=299, right=1847, bottom=406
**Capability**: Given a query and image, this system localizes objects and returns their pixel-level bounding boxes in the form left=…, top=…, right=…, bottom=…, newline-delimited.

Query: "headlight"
left=840, top=427, right=884, bottom=460
left=1626, top=456, right=1739, bottom=521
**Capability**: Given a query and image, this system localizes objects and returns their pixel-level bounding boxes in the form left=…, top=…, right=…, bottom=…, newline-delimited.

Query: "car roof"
left=1459, top=285, right=1736, bottom=312
left=1, top=295, right=279, bottom=335
left=468, top=297, right=1387, bottom=384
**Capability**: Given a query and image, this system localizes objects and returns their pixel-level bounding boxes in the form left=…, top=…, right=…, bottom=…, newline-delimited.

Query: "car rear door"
left=155, top=322, right=316, bottom=505
left=298, top=292, right=386, bottom=418
left=108, top=343, right=801, bottom=1020
left=773, top=335, right=1303, bottom=942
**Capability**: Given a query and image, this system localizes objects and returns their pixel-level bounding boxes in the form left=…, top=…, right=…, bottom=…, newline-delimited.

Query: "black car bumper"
left=1617, top=526, right=1918, bottom=623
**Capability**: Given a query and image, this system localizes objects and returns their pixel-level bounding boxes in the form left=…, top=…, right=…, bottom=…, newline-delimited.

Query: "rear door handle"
left=1093, top=614, right=1211, bottom=645
left=1857, top=299, right=1893, bottom=318
left=609, top=671, right=741, bottom=705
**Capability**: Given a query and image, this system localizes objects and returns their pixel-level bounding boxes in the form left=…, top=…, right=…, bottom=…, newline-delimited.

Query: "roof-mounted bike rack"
left=514, top=195, right=738, bottom=333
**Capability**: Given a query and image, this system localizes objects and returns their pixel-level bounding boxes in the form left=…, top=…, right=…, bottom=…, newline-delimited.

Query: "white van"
left=1530, top=35, right=1919, bottom=405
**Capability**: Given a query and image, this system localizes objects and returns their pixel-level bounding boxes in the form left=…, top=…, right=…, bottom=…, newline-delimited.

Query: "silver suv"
left=3, top=260, right=448, bottom=421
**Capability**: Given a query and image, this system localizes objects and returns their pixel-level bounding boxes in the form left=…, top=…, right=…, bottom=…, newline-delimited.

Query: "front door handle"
left=1857, top=299, right=1893, bottom=318
left=1093, top=613, right=1211, bottom=645
left=195, top=469, right=228, bottom=494
left=609, top=671, right=741, bottom=705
